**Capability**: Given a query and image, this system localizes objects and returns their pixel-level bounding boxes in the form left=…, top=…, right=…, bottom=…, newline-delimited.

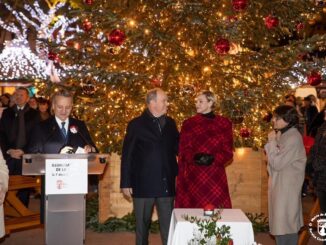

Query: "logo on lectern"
left=309, top=213, right=326, bottom=241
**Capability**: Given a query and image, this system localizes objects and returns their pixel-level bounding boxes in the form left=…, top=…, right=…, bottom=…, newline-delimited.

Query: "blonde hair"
left=198, top=90, right=217, bottom=109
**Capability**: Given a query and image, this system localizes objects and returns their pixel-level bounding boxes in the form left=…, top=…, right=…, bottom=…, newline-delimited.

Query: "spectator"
left=265, top=105, right=306, bottom=245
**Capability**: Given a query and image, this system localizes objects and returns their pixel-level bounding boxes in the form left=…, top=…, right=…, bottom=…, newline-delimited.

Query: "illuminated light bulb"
left=129, top=20, right=136, bottom=27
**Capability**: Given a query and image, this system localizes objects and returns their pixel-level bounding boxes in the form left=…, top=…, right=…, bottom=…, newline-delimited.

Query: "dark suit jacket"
left=27, top=116, right=96, bottom=154
left=0, top=105, right=40, bottom=174
left=120, top=110, right=179, bottom=198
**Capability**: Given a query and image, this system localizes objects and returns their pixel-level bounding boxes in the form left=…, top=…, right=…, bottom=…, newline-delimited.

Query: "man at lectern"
left=27, top=89, right=97, bottom=223
left=28, top=89, right=97, bottom=154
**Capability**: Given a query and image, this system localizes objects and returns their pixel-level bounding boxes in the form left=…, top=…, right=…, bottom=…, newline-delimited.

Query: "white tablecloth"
left=167, top=208, right=255, bottom=245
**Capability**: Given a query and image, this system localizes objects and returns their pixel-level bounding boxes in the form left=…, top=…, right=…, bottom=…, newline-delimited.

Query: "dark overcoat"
left=120, top=111, right=179, bottom=198
left=0, top=105, right=40, bottom=174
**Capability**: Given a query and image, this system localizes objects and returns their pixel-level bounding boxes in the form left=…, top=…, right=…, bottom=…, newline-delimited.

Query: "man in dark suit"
left=28, top=89, right=96, bottom=154
left=27, top=89, right=97, bottom=223
left=120, top=88, right=179, bottom=245
left=0, top=87, right=40, bottom=206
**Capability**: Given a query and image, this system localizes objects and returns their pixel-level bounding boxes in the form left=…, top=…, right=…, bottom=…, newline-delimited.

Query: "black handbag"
left=193, top=153, right=214, bottom=166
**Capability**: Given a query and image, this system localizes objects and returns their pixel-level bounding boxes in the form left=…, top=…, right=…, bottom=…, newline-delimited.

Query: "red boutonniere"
left=69, top=125, right=78, bottom=134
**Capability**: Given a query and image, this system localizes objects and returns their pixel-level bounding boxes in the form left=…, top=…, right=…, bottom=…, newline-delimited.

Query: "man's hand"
left=8, top=149, right=24, bottom=159
left=84, top=145, right=95, bottom=153
left=60, top=146, right=74, bottom=154
left=121, top=188, right=133, bottom=199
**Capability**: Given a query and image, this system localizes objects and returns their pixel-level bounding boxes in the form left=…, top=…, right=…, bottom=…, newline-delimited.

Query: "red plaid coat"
left=175, top=114, right=233, bottom=208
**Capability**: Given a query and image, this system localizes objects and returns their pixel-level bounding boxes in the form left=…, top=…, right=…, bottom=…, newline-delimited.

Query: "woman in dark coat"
left=175, top=91, right=233, bottom=208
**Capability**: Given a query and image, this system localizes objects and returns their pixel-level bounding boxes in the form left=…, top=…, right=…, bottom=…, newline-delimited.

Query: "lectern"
left=22, top=153, right=108, bottom=245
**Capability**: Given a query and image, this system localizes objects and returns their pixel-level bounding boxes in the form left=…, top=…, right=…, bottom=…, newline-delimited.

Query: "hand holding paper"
left=60, top=146, right=74, bottom=154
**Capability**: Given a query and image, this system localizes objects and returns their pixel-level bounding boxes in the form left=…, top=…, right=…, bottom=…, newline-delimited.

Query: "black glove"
left=193, top=153, right=214, bottom=166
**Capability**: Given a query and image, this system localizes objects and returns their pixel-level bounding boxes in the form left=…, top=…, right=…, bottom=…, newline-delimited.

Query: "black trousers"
left=133, top=197, right=174, bottom=245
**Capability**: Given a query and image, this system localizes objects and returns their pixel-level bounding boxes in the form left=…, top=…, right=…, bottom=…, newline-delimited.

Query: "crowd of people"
left=0, top=87, right=325, bottom=245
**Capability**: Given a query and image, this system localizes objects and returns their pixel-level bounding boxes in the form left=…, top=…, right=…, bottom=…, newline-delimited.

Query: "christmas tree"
left=1, top=0, right=325, bottom=153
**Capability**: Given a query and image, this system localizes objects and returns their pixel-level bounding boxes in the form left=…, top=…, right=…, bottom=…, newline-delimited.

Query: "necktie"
left=61, top=122, right=67, bottom=138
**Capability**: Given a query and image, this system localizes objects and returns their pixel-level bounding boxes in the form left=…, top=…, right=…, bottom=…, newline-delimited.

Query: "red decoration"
left=150, top=78, right=162, bottom=87
left=297, top=52, right=309, bottom=61
left=108, top=29, right=126, bottom=46
left=214, top=38, right=230, bottom=54
left=296, top=22, right=305, bottom=31
left=264, top=15, right=279, bottom=29
left=84, top=0, right=93, bottom=5
left=48, top=51, right=60, bottom=63
left=204, top=203, right=215, bottom=211
left=307, top=71, right=322, bottom=86
left=228, top=240, right=234, bottom=245
left=232, top=0, right=248, bottom=11
left=227, top=15, right=238, bottom=23
left=82, top=19, right=92, bottom=32
left=303, top=136, right=315, bottom=155
left=203, top=203, right=215, bottom=216
left=240, top=128, right=251, bottom=138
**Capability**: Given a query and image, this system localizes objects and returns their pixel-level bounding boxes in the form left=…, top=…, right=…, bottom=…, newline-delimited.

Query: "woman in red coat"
left=175, top=91, right=233, bottom=208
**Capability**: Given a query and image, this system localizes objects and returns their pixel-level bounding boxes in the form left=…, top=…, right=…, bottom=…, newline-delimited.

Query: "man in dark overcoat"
left=0, top=87, right=40, bottom=206
left=120, top=88, right=179, bottom=245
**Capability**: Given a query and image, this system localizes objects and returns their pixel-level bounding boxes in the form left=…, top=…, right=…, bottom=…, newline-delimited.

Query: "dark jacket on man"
left=120, top=110, right=179, bottom=198
left=0, top=105, right=39, bottom=174
left=27, top=116, right=96, bottom=154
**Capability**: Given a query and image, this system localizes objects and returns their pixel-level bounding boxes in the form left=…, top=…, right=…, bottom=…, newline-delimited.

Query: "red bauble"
left=214, top=38, right=230, bottom=54
left=307, top=71, right=322, bottom=86
left=150, top=78, right=162, bottom=87
left=84, top=0, right=93, bottom=5
left=108, top=29, right=126, bottom=46
left=232, top=0, right=248, bottom=11
left=264, top=15, right=279, bottom=29
left=82, top=19, right=92, bottom=32
left=48, top=51, right=60, bottom=63
left=240, top=128, right=251, bottom=138
left=296, top=22, right=305, bottom=31
left=297, top=52, right=308, bottom=61
left=228, top=240, right=234, bottom=245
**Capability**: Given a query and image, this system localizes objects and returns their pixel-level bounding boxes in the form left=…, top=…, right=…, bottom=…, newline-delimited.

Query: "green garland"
left=86, top=196, right=159, bottom=233
left=86, top=196, right=268, bottom=234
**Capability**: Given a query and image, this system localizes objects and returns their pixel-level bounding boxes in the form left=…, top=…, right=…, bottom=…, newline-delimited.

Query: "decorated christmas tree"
left=1, top=0, right=325, bottom=153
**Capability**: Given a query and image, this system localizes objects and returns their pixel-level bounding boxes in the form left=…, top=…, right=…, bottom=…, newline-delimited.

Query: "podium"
left=22, top=153, right=108, bottom=245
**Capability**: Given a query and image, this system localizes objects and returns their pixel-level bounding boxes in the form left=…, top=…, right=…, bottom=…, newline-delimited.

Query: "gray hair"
left=145, top=88, right=163, bottom=104
left=51, top=89, right=73, bottom=104
left=198, top=90, right=217, bottom=109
